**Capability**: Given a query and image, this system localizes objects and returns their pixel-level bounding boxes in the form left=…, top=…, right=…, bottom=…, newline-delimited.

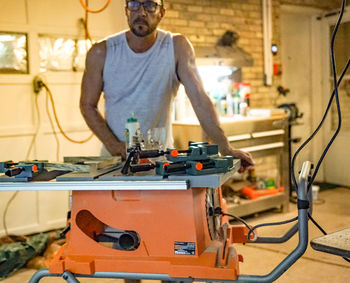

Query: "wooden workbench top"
left=172, top=112, right=287, bottom=126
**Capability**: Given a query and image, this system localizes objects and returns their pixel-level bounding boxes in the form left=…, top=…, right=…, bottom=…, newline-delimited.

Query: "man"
left=80, top=0, right=253, bottom=171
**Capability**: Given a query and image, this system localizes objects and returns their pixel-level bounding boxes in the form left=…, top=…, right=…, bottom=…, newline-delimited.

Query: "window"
left=39, top=35, right=92, bottom=72
left=0, top=32, right=28, bottom=74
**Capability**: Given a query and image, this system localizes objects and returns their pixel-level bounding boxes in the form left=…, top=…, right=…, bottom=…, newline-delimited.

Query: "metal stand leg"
left=29, top=269, right=80, bottom=283
left=237, top=161, right=312, bottom=283
left=29, top=269, right=59, bottom=283
left=62, top=271, right=80, bottom=283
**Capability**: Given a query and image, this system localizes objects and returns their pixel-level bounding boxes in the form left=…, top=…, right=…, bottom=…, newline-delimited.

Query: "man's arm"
left=80, top=41, right=126, bottom=158
left=173, top=35, right=253, bottom=171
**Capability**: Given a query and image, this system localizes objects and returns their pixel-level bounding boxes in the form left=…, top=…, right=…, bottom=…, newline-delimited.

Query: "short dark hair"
left=125, top=0, right=164, bottom=7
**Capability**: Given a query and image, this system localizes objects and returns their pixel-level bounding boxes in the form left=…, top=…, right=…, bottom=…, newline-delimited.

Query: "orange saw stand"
left=48, top=185, right=251, bottom=281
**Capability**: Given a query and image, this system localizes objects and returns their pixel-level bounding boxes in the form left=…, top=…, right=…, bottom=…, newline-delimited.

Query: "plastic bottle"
left=220, top=95, right=227, bottom=115
left=233, top=92, right=241, bottom=115
left=244, top=93, right=250, bottom=107
left=125, top=113, right=141, bottom=150
left=240, top=102, right=248, bottom=116
left=226, top=92, right=233, bottom=116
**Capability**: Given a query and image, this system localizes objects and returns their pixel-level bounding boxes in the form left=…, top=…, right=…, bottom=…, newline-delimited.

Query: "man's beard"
left=129, top=18, right=157, bottom=37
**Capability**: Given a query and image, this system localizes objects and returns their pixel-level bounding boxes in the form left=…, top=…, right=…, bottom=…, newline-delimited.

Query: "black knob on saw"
left=130, top=163, right=156, bottom=173
left=164, top=163, right=187, bottom=173
left=5, top=167, right=23, bottom=177
left=139, top=150, right=165, bottom=158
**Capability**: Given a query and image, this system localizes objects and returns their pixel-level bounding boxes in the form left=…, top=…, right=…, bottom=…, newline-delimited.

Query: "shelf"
left=173, top=115, right=290, bottom=218
left=226, top=192, right=287, bottom=217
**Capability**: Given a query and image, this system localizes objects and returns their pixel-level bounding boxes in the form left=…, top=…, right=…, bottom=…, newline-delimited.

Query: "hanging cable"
left=248, top=1, right=349, bottom=261
left=247, top=216, right=298, bottom=241
left=2, top=191, right=19, bottom=236
left=25, top=93, right=41, bottom=160
left=3, top=92, right=42, bottom=235
left=290, top=59, right=350, bottom=195
left=81, top=0, right=93, bottom=43
left=252, top=60, right=350, bottom=244
left=79, top=0, right=111, bottom=13
left=306, top=0, right=346, bottom=192
left=216, top=209, right=257, bottom=241
left=291, top=0, right=347, bottom=196
left=43, top=83, right=94, bottom=144
left=289, top=0, right=350, bottom=264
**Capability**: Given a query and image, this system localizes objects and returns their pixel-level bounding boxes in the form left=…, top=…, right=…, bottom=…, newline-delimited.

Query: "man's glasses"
left=127, top=1, right=160, bottom=13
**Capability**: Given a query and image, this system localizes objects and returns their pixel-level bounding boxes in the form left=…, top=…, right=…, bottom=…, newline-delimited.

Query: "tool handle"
left=200, top=160, right=215, bottom=169
left=139, top=150, right=164, bottom=158
left=164, top=163, right=187, bottom=173
left=177, top=149, right=191, bottom=154
left=130, top=163, right=156, bottom=173
left=5, top=167, right=23, bottom=177
left=121, top=150, right=136, bottom=175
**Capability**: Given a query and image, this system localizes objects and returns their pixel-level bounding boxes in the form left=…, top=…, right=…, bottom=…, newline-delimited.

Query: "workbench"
left=172, top=114, right=290, bottom=217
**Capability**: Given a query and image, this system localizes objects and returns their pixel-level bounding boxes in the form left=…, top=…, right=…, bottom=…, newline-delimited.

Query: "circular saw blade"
left=206, top=188, right=222, bottom=240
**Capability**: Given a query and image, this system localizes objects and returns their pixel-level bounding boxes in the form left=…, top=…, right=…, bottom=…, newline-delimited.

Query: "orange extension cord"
left=79, top=0, right=111, bottom=13
left=44, top=83, right=94, bottom=144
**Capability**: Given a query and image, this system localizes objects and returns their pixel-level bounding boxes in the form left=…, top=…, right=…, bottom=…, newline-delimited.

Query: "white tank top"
left=103, top=29, right=180, bottom=149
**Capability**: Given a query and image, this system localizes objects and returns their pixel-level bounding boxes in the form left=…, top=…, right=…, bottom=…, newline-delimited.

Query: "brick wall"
left=159, top=0, right=342, bottom=108
left=281, top=0, right=342, bottom=10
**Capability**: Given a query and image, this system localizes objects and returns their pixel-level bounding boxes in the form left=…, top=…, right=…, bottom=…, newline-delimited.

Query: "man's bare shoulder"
left=173, top=34, right=192, bottom=50
left=88, top=41, right=107, bottom=58
left=85, top=40, right=107, bottom=70
left=173, top=34, right=194, bottom=64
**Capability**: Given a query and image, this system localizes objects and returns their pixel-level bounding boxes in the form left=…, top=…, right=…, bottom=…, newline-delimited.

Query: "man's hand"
left=222, top=148, right=254, bottom=173
left=107, top=141, right=127, bottom=160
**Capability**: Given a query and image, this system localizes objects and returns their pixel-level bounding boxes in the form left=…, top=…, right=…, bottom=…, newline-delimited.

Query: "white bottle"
left=125, top=113, right=140, bottom=150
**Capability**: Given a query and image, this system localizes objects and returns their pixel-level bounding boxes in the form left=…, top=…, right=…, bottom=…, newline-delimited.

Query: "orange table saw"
left=1, top=157, right=312, bottom=283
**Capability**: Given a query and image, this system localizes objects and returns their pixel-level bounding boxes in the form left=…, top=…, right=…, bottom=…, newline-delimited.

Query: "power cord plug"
left=33, top=75, right=44, bottom=94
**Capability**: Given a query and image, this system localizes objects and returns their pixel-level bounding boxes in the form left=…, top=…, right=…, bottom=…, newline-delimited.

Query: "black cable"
left=308, top=213, right=327, bottom=235
left=290, top=0, right=350, bottom=264
left=290, top=58, right=350, bottom=195
left=254, top=59, right=350, bottom=245
left=220, top=211, right=257, bottom=240
left=307, top=0, right=347, bottom=191
left=291, top=0, right=347, bottom=213
left=247, top=216, right=298, bottom=241
left=290, top=0, right=348, bottom=193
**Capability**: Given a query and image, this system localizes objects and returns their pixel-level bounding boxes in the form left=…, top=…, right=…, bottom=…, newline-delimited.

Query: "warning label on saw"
left=174, top=242, right=195, bottom=255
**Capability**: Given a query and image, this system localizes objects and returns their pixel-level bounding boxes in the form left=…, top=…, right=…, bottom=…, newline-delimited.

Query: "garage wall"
left=0, top=0, right=344, bottom=235
left=159, top=0, right=342, bottom=108
left=0, top=0, right=127, bottom=162
left=0, top=0, right=127, bottom=236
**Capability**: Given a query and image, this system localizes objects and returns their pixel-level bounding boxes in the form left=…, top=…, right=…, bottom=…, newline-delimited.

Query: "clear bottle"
left=233, top=92, right=241, bottom=115
left=125, top=113, right=140, bottom=151
left=226, top=92, right=233, bottom=116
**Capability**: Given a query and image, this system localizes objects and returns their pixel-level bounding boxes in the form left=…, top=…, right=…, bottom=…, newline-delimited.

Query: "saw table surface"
left=0, top=159, right=240, bottom=191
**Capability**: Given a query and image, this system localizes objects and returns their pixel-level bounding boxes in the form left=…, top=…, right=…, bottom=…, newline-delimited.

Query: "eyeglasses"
left=127, top=1, right=160, bottom=13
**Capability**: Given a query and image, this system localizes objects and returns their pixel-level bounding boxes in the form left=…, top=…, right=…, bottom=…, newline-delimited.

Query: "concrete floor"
left=2, top=188, right=350, bottom=283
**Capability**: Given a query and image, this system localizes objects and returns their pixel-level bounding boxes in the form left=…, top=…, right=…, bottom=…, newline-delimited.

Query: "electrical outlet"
left=33, top=75, right=44, bottom=94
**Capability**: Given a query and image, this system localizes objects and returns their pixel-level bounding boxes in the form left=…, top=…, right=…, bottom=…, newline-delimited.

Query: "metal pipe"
left=252, top=190, right=313, bottom=244
left=29, top=269, right=178, bottom=283
left=29, top=269, right=60, bottom=283
left=252, top=222, right=299, bottom=244
left=237, top=161, right=311, bottom=283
